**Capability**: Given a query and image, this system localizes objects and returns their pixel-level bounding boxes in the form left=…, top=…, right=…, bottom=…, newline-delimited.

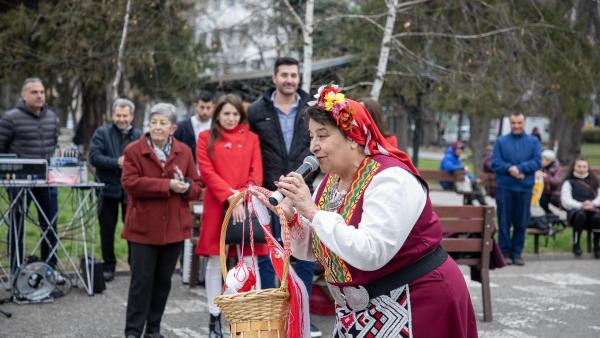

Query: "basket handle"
left=219, top=189, right=290, bottom=289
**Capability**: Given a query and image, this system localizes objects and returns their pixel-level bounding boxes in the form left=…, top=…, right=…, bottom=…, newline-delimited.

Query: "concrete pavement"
left=1, top=255, right=599, bottom=337
left=1, top=190, right=597, bottom=337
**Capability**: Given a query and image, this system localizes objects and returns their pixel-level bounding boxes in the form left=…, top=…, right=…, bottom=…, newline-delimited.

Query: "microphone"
left=269, top=155, right=319, bottom=206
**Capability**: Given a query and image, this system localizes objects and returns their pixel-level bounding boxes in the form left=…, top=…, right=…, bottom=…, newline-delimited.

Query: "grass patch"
left=581, top=143, right=600, bottom=166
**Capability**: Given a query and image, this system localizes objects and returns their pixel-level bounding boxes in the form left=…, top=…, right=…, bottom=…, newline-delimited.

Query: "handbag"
left=224, top=207, right=266, bottom=244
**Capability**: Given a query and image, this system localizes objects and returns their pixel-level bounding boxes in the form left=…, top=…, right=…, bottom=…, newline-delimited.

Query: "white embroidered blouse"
left=291, top=166, right=427, bottom=271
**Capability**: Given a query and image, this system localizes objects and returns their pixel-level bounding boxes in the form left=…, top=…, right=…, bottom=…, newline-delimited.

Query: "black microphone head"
left=303, top=155, right=320, bottom=173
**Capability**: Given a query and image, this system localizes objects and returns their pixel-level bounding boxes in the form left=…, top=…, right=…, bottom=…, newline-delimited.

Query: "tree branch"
left=282, top=0, right=305, bottom=33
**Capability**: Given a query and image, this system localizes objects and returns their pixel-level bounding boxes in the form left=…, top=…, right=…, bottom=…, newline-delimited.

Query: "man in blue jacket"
left=89, top=98, right=142, bottom=281
left=492, top=112, right=541, bottom=266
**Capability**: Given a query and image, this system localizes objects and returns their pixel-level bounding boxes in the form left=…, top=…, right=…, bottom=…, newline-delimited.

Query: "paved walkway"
left=1, top=256, right=599, bottom=337
left=1, top=190, right=597, bottom=337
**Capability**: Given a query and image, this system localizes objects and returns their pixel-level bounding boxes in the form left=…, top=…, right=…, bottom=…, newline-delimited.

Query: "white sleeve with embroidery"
left=298, top=167, right=427, bottom=271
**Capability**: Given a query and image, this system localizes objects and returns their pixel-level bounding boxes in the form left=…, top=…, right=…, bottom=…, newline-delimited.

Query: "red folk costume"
left=194, top=124, right=267, bottom=256
left=291, top=85, right=477, bottom=338
left=384, top=134, right=398, bottom=148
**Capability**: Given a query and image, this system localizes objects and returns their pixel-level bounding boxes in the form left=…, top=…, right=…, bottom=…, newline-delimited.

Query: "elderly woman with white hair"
left=121, top=103, right=202, bottom=338
left=538, top=149, right=565, bottom=214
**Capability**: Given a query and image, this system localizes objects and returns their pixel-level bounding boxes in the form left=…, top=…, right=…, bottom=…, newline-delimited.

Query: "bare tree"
left=110, top=0, right=132, bottom=103
left=370, top=0, right=398, bottom=99
left=283, top=0, right=314, bottom=93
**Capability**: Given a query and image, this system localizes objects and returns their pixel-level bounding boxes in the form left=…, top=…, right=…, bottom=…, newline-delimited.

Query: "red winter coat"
left=121, top=134, right=202, bottom=245
left=195, top=124, right=267, bottom=256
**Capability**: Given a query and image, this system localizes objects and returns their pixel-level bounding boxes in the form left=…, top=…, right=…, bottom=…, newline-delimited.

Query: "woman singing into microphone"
left=273, top=85, right=477, bottom=338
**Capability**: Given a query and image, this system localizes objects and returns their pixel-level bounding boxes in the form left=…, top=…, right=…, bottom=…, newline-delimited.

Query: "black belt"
left=364, top=245, right=448, bottom=299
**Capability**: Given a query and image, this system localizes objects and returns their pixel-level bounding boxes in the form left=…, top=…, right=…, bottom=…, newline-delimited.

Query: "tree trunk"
left=111, top=0, right=132, bottom=101
left=557, top=112, right=584, bottom=165
left=546, top=93, right=562, bottom=150
left=370, top=0, right=398, bottom=100
left=79, top=82, right=106, bottom=154
left=421, top=108, right=437, bottom=146
left=301, top=0, right=314, bottom=93
left=398, top=111, right=411, bottom=152
left=129, top=88, right=149, bottom=130
left=467, top=114, right=491, bottom=175
left=409, top=92, right=424, bottom=167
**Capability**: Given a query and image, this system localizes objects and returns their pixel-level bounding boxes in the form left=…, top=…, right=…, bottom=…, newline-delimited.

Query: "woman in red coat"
left=121, top=103, right=202, bottom=338
left=194, top=94, right=266, bottom=337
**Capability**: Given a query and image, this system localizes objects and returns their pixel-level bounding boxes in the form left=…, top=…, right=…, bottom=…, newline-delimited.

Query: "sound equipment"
left=0, top=158, right=47, bottom=182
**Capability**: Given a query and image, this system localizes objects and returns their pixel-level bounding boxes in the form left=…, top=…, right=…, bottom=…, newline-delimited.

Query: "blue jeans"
left=495, top=186, right=532, bottom=258
left=258, top=212, right=316, bottom=296
left=7, top=187, right=58, bottom=272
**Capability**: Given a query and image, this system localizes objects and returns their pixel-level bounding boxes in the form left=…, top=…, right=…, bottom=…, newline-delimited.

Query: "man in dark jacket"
left=0, top=77, right=59, bottom=274
left=492, top=112, right=541, bottom=266
left=89, top=98, right=142, bottom=281
left=247, top=57, right=321, bottom=337
left=173, top=90, right=214, bottom=161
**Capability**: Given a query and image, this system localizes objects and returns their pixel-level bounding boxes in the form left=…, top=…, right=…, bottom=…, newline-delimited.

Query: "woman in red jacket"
left=121, top=103, right=202, bottom=338
left=195, top=94, right=266, bottom=337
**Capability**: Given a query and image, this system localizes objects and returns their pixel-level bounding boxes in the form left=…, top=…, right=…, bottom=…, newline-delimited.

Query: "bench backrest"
left=419, top=169, right=465, bottom=183
left=434, top=205, right=495, bottom=266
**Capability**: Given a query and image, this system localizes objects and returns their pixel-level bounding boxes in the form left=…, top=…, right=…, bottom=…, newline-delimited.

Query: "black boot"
left=209, top=314, right=223, bottom=338
left=573, top=231, right=583, bottom=257
left=593, top=232, right=600, bottom=259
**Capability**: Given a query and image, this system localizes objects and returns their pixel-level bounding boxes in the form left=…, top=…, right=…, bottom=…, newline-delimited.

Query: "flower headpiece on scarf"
left=309, top=84, right=353, bottom=131
left=309, top=83, right=419, bottom=174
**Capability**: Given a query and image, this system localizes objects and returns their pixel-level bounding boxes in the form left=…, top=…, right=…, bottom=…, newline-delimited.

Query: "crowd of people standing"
left=3, top=56, right=600, bottom=338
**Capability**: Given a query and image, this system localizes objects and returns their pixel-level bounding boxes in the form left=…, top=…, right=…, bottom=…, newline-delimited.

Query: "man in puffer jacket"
left=0, top=77, right=59, bottom=274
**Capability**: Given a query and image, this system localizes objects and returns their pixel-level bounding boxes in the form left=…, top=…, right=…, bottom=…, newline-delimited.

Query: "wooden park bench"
left=419, top=169, right=466, bottom=192
left=420, top=169, right=477, bottom=205
left=434, top=205, right=495, bottom=322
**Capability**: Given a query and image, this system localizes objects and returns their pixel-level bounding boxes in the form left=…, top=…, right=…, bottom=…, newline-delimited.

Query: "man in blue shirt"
left=492, top=112, right=541, bottom=266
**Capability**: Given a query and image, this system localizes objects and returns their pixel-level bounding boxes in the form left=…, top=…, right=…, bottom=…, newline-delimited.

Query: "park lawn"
left=581, top=143, right=600, bottom=166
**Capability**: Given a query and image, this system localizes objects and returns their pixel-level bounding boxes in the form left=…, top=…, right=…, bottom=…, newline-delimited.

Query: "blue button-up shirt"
left=271, top=91, right=300, bottom=153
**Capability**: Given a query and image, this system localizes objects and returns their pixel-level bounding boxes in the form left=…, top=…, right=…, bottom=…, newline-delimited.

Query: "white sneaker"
left=54, top=271, right=65, bottom=285
left=310, top=323, right=322, bottom=337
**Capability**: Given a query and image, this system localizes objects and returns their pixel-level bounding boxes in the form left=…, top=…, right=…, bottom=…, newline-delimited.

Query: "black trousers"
left=568, top=209, right=600, bottom=249
left=7, top=187, right=58, bottom=273
left=98, top=196, right=127, bottom=272
left=539, top=192, right=561, bottom=214
left=125, top=241, right=183, bottom=337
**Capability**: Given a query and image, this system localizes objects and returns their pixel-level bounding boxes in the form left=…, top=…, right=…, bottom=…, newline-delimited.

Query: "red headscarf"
left=310, top=84, right=418, bottom=174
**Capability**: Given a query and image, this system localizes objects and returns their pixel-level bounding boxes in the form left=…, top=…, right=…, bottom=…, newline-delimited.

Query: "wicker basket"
left=214, top=192, right=290, bottom=338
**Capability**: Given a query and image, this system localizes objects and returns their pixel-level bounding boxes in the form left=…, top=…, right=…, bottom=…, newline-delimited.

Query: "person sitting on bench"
left=560, top=156, right=600, bottom=258
left=440, top=141, right=487, bottom=205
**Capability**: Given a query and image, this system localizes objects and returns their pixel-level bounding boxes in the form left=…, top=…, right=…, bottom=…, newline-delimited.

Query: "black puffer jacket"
left=247, top=88, right=316, bottom=191
left=0, top=100, right=58, bottom=159
left=89, top=123, right=142, bottom=199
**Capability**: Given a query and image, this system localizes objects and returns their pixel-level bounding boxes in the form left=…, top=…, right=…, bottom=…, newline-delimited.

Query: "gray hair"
left=21, top=77, right=43, bottom=92
left=112, top=98, right=135, bottom=114
left=541, top=149, right=556, bottom=162
left=149, top=102, right=177, bottom=124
